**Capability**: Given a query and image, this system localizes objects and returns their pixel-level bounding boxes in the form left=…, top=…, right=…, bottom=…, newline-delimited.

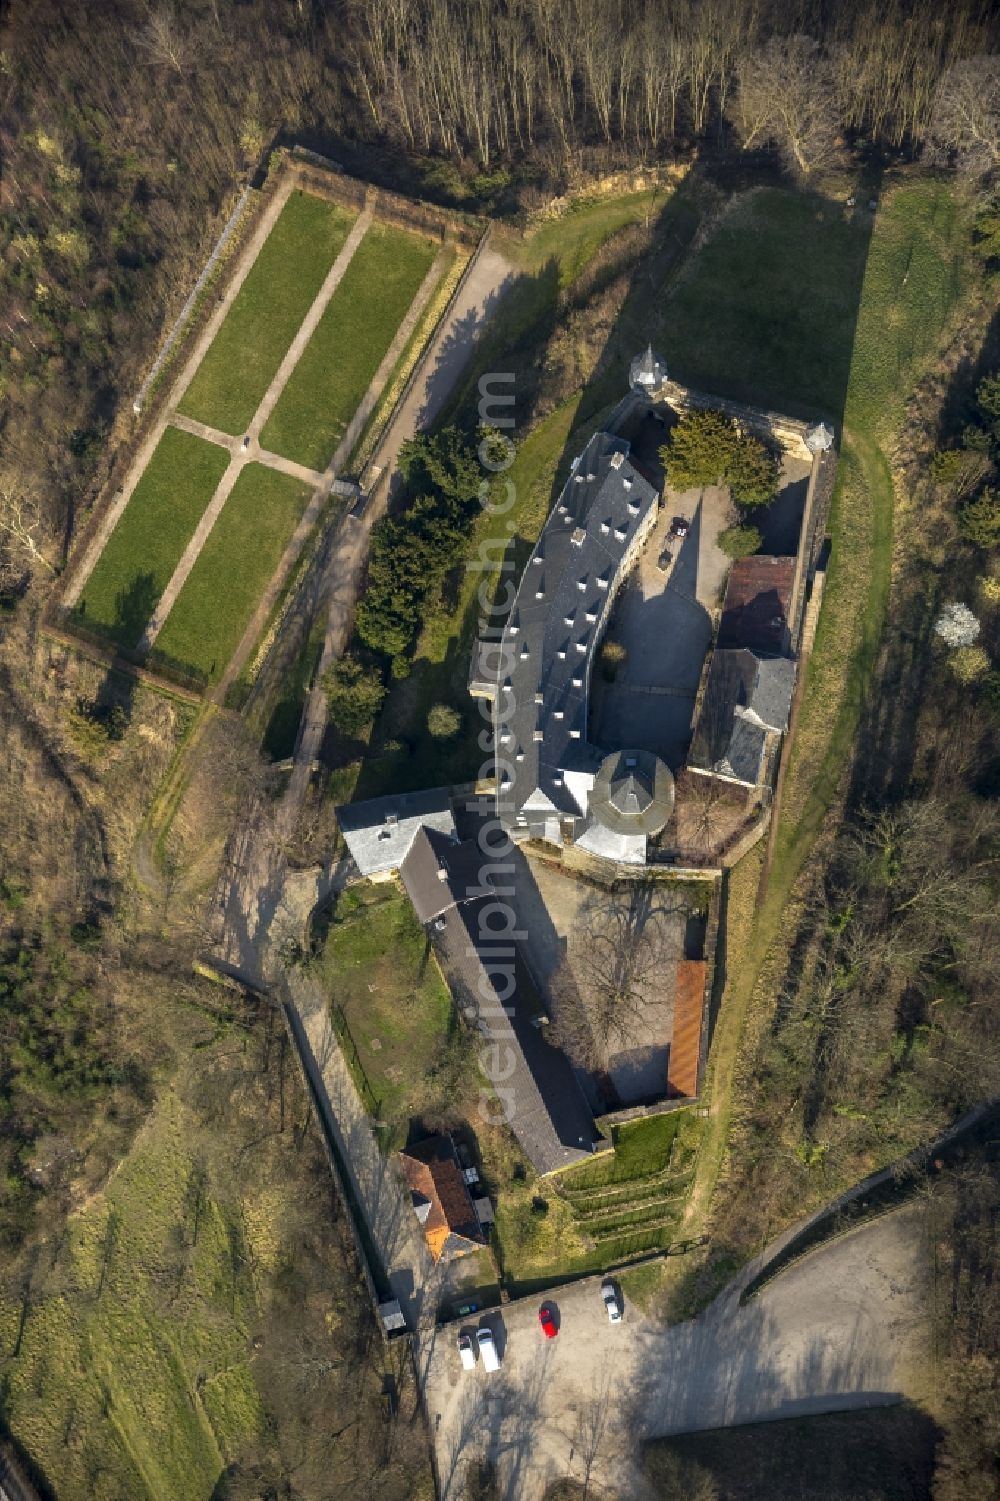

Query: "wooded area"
left=2, top=0, right=1000, bottom=591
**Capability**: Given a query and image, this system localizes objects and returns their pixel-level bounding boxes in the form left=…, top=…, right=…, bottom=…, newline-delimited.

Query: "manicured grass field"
left=75, top=427, right=229, bottom=648
left=154, top=464, right=312, bottom=680
left=261, top=222, right=438, bottom=471
left=320, top=884, right=455, bottom=1144
left=177, top=191, right=356, bottom=435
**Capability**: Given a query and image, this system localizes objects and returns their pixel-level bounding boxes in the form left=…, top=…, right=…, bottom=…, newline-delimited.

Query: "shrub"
left=958, top=488, right=1000, bottom=549
left=728, top=434, right=780, bottom=508
left=659, top=410, right=779, bottom=507
left=427, top=703, right=461, bottom=739
left=978, top=571, right=1000, bottom=605
left=659, top=409, right=735, bottom=491
left=322, top=655, right=386, bottom=737
left=934, top=601, right=981, bottom=649
left=949, top=646, right=990, bottom=684
left=600, top=639, right=627, bottom=682
left=718, top=524, right=763, bottom=558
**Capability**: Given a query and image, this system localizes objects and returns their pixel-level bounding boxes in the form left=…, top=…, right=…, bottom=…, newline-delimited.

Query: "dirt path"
left=362, top=245, right=515, bottom=496
left=426, top=1200, right=931, bottom=1501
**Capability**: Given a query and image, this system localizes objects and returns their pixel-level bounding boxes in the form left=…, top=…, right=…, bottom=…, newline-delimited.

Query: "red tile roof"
left=668, top=959, right=707, bottom=1099
left=718, top=556, right=795, bottom=654
left=399, top=1136, right=486, bottom=1262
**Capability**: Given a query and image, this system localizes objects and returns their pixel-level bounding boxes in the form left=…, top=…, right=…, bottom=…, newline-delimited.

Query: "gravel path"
left=426, top=1201, right=931, bottom=1501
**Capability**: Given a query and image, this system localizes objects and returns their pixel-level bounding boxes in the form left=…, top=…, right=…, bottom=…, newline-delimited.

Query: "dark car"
left=670, top=516, right=690, bottom=537
left=538, top=1304, right=558, bottom=1339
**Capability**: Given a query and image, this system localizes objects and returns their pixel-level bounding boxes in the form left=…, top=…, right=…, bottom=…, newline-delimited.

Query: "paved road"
left=425, top=1201, right=931, bottom=1501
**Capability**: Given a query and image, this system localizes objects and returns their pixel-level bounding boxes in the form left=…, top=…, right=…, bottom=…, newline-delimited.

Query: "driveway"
left=593, top=492, right=726, bottom=769
left=425, top=1201, right=931, bottom=1501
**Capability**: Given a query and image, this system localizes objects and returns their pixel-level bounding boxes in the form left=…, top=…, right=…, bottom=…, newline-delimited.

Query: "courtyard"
left=513, top=853, right=706, bottom=1109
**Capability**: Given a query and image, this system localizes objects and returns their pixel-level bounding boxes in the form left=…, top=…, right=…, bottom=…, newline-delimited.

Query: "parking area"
left=423, top=1202, right=932, bottom=1501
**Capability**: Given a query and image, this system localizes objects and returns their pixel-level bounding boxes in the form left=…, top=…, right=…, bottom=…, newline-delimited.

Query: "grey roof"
left=629, top=344, right=669, bottom=393
left=805, top=421, right=835, bottom=452
left=400, top=828, right=598, bottom=1175
left=717, top=716, right=769, bottom=784
left=336, top=787, right=456, bottom=877
left=573, top=821, right=648, bottom=865
left=750, top=656, right=795, bottom=732
left=691, top=649, right=795, bottom=786
left=488, top=431, right=658, bottom=832
left=589, top=748, right=675, bottom=837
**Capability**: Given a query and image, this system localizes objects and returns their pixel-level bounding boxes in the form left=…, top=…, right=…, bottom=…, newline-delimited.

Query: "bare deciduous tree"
left=729, top=34, right=841, bottom=179
left=929, top=56, right=1000, bottom=176
left=552, top=885, right=682, bottom=1067
left=0, top=479, right=57, bottom=582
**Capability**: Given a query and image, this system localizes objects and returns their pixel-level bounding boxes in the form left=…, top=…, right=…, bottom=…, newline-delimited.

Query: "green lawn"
left=154, top=464, right=312, bottom=681
left=562, top=1112, right=684, bottom=1191
left=260, top=222, right=439, bottom=471
left=319, top=884, right=456, bottom=1143
left=75, top=428, right=229, bottom=648
left=178, top=191, right=356, bottom=435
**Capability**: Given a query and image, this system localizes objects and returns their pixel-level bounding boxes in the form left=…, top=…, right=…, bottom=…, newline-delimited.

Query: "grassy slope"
left=178, top=192, right=356, bottom=435
left=154, top=464, right=311, bottom=680
left=75, top=429, right=229, bottom=647
left=0, top=1093, right=259, bottom=1501
left=669, top=181, right=972, bottom=1274
left=261, top=223, right=439, bottom=471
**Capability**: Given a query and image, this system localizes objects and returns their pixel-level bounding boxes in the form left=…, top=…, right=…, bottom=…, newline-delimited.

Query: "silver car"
left=601, top=1279, right=623, bottom=1323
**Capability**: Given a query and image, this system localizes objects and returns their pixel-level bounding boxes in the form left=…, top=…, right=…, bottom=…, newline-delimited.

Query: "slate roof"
left=399, top=1135, right=486, bottom=1262
left=629, top=344, right=669, bottom=393
left=489, top=431, right=658, bottom=835
left=717, top=556, right=795, bottom=656
left=589, top=748, right=675, bottom=837
left=400, top=827, right=599, bottom=1175
left=690, top=649, right=795, bottom=785
left=336, top=788, right=456, bottom=877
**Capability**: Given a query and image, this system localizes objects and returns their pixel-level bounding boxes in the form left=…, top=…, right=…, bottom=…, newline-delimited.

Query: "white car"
left=476, top=1326, right=500, bottom=1371
left=458, top=1332, right=476, bottom=1370
left=601, top=1279, right=623, bottom=1323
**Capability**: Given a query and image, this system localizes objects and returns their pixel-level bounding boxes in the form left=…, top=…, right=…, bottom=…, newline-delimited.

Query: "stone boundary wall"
left=273, top=973, right=398, bottom=1339
left=132, top=185, right=254, bottom=415
left=290, top=145, right=487, bottom=247
left=659, top=377, right=820, bottom=461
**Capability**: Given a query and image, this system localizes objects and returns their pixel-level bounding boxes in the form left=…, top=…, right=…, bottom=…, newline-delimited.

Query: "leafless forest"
left=2, top=0, right=1000, bottom=586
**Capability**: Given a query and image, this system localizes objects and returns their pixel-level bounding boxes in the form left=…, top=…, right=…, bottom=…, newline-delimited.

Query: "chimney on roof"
left=436, top=866, right=448, bottom=882
left=610, top=450, right=625, bottom=469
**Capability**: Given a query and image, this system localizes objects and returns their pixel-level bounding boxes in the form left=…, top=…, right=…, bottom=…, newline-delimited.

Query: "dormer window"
left=575, top=641, right=587, bottom=654
left=576, top=579, right=586, bottom=592
left=614, top=527, right=626, bottom=542
left=600, top=521, right=610, bottom=535
left=554, top=709, right=564, bottom=720
left=533, top=729, right=544, bottom=742
left=564, top=614, right=574, bottom=626
left=535, top=588, right=545, bottom=599
left=585, top=610, right=597, bottom=623
left=627, top=501, right=639, bottom=515
left=534, top=692, right=544, bottom=705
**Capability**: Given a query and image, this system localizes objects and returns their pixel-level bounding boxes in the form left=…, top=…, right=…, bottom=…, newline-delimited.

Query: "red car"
left=538, top=1304, right=558, bottom=1339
